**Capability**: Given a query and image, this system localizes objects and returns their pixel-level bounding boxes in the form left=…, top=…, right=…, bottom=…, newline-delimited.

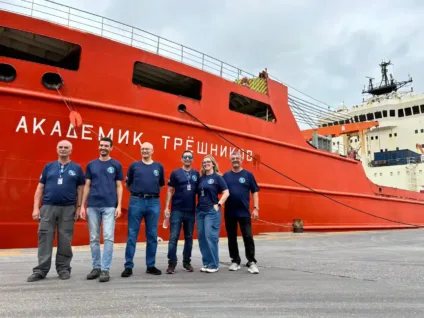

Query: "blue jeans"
left=87, top=207, right=116, bottom=271
left=167, top=210, right=195, bottom=265
left=196, top=207, right=222, bottom=269
left=124, top=196, right=160, bottom=268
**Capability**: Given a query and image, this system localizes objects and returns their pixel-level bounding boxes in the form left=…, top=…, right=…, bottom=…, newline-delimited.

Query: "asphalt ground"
left=1, top=229, right=424, bottom=317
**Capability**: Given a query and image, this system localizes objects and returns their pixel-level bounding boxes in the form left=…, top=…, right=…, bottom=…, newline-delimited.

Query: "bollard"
left=292, top=219, right=303, bottom=233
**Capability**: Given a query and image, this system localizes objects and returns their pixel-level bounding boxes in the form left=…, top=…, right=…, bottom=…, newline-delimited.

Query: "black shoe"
left=146, top=266, right=162, bottom=275
left=58, top=271, right=70, bottom=280
left=99, top=270, right=110, bottom=282
left=183, top=262, right=194, bottom=272
left=86, top=268, right=101, bottom=280
left=27, top=273, right=44, bottom=282
left=121, top=268, right=133, bottom=277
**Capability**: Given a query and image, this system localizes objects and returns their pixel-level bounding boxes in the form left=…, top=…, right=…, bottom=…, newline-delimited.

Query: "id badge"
left=58, top=177, right=63, bottom=185
left=187, top=183, right=191, bottom=191
left=201, top=189, right=204, bottom=196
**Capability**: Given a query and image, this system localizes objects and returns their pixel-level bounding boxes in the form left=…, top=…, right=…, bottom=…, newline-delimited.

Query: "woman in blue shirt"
left=196, top=155, right=229, bottom=273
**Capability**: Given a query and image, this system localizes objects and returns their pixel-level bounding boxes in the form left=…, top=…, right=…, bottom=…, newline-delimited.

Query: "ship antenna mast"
left=361, top=60, right=412, bottom=97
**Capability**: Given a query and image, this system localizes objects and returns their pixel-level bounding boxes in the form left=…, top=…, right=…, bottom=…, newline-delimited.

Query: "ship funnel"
left=178, top=104, right=186, bottom=113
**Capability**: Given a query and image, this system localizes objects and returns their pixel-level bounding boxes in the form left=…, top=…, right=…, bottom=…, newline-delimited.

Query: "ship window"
left=382, top=110, right=387, bottom=117
left=398, top=109, right=404, bottom=117
left=421, top=105, right=424, bottom=113
left=132, top=62, right=202, bottom=100
left=366, top=113, right=374, bottom=120
left=389, top=110, right=396, bottom=117
left=394, top=133, right=397, bottom=137
left=404, top=107, right=412, bottom=116
left=354, top=115, right=359, bottom=122
left=421, top=129, right=424, bottom=133
left=389, top=133, right=392, bottom=137
left=0, top=26, right=81, bottom=70
left=229, top=92, right=276, bottom=123
left=371, top=136, right=374, bottom=140
left=390, top=172, right=393, bottom=176
left=412, top=105, right=420, bottom=115
left=415, top=129, right=418, bottom=134
left=375, top=136, right=379, bottom=140
left=374, top=111, right=382, bottom=119
left=396, top=147, right=399, bottom=150
left=359, top=114, right=366, bottom=122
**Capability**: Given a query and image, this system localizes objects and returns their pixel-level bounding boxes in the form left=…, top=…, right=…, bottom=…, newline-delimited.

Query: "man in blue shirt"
left=223, top=151, right=260, bottom=274
left=122, top=142, right=165, bottom=277
left=80, top=137, right=124, bottom=282
left=164, top=150, right=199, bottom=274
left=27, top=140, right=85, bottom=282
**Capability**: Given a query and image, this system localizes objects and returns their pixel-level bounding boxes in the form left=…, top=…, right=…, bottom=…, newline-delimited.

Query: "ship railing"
left=0, top=0, right=267, bottom=90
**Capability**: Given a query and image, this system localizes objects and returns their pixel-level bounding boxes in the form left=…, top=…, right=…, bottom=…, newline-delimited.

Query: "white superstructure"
left=318, top=61, right=424, bottom=192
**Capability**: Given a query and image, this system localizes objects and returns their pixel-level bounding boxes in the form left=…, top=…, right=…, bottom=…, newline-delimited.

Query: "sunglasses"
left=183, top=155, right=193, bottom=159
left=202, top=161, right=212, bottom=164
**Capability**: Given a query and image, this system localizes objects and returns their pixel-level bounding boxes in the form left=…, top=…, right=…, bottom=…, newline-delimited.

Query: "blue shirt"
left=40, top=161, right=85, bottom=206
left=85, top=158, right=124, bottom=208
left=168, top=168, right=200, bottom=212
left=126, top=161, right=165, bottom=195
left=197, top=173, right=228, bottom=210
left=223, top=169, right=260, bottom=217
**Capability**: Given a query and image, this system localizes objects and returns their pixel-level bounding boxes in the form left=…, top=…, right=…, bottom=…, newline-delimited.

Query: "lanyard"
left=183, top=168, right=191, bottom=184
left=58, top=161, right=71, bottom=178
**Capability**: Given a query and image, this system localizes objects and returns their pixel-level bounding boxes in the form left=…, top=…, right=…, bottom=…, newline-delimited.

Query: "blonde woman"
left=196, top=155, right=229, bottom=273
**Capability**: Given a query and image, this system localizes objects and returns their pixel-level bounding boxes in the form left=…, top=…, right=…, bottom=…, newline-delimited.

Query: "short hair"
left=100, top=137, right=113, bottom=147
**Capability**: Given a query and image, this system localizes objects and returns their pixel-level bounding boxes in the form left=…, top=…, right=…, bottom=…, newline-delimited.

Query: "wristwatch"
left=254, top=206, right=259, bottom=210
left=217, top=203, right=221, bottom=208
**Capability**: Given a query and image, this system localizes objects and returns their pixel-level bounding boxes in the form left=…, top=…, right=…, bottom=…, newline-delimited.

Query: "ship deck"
left=1, top=229, right=424, bottom=317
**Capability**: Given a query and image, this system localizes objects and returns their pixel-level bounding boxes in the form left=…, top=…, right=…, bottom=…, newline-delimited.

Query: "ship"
left=303, top=61, right=424, bottom=193
left=1, top=0, right=424, bottom=249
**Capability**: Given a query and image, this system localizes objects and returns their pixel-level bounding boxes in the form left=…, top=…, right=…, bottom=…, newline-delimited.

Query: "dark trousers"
left=224, top=214, right=257, bottom=265
left=33, top=205, right=76, bottom=276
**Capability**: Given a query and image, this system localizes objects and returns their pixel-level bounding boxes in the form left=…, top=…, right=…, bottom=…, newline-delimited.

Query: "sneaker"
left=27, top=273, right=44, bottom=282
left=248, top=263, right=259, bottom=274
left=229, top=263, right=241, bottom=271
left=200, top=265, right=208, bottom=272
left=121, top=268, right=133, bottom=277
left=86, top=268, right=101, bottom=280
left=99, top=270, right=110, bottom=282
left=206, top=268, right=219, bottom=273
left=166, top=264, right=176, bottom=274
left=58, top=271, right=70, bottom=280
left=183, top=263, right=194, bottom=272
left=146, top=266, right=162, bottom=275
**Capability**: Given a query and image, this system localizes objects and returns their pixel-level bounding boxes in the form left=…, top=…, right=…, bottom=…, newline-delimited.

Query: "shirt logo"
left=153, top=169, right=159, bottom=176
left=239, top=177, right=246, bottom=183
left=207, top=178, right=214, bottom=184
left=107, top=167, right=115, bottom=174
left=68, top=170, right=76, bottom=176
left=192, top=175, right=197, bottom=181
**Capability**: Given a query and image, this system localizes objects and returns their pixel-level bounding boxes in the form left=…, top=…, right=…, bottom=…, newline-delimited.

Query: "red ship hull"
left=1, top=9, right=424, bottom=249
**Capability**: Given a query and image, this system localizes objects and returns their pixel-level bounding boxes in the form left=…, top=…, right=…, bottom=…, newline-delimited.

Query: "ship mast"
left=362, top=60, right=412, bottom=96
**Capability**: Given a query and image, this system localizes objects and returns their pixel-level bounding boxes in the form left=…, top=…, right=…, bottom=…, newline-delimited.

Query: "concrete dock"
left=1, top=229, right=424, bottom=317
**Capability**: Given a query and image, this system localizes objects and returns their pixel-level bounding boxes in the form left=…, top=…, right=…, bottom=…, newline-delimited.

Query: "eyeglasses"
left=183, top=155, right=193, bottom=160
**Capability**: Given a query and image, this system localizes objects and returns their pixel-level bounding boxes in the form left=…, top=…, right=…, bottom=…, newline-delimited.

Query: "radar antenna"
left=362, top=60, right=412, bottom=96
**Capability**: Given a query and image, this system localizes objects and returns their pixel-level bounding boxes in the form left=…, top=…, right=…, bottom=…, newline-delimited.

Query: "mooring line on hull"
left=178, top=106, right=423, bottom=229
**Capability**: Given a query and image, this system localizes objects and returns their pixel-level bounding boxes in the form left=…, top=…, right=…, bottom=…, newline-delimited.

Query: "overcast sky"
left=4, top=0, right=424, bottom=119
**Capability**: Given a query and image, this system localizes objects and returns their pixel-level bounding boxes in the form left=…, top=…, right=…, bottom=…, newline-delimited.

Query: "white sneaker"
left=229, top=263, right=241, bottom=271
left=206, top=268, right=219, bottom=273
left=200, top=266, right=208, bottom=272
left=248, top=263, right=259, bottom=274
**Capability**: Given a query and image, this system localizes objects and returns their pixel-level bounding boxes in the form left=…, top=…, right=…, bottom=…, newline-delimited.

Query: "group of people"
left=27, top=137, right=260, bottom=283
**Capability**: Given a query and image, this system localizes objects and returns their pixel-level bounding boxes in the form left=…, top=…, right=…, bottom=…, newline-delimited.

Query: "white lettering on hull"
left=15, top=116, right=253, bottom=161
